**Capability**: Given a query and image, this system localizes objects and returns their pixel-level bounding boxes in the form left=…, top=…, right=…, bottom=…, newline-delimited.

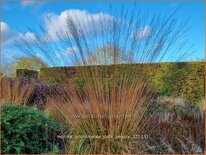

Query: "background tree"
left=88, top=43, right=128, bottom=65
left=9, top=56, right=47, bottom=78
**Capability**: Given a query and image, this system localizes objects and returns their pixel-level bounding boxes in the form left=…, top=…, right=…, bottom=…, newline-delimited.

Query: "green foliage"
left=48, top=145, right=60, bottom=154
left=146, top=63, right=171, bottom=95
left=147, top=62, right=204, bottom=103
left=1, top=104, right=60, bottom=154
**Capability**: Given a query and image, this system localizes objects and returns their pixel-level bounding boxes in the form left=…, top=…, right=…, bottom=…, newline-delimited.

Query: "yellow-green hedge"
left=39, top=62, right=204, bottom=103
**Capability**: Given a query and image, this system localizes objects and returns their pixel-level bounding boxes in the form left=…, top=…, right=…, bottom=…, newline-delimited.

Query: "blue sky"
left=1, top=1, right=205, bottom=67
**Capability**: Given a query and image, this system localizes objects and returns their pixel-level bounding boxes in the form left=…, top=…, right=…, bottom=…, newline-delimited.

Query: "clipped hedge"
left=146, top=62, right=204, bottom=103
left=39, top=67, right=75, bottom=85
left=39, top=61, right=204, bottom=103
left=16, top=69, right=39, bottom=79
left=1, top=104, right=61, bottom=154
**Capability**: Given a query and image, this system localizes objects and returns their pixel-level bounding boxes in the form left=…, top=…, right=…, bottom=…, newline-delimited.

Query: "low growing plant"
left=1, top=104, right=61, bottom=154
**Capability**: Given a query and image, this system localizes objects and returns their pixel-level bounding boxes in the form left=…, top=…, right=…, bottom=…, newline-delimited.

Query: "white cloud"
left=134, top=25, right=151, bottom=39
left=56, top=46, right=78, bottom=58
left=44, top=9, right=113, bottom=40
left=1, top=22, right=18, bottom=45
left=1, top=10, right=113, bottom=45
left=19, top=32, right=37, bottom=42
left=1, top=22, right=37, bottom=46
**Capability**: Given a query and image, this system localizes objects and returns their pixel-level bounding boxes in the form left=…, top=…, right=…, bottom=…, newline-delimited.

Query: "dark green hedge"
left=39, top=67, right=75, bottom=85
left=16, top=69, right=38, bottom=79
left=1, top=104, right=61, bottom=154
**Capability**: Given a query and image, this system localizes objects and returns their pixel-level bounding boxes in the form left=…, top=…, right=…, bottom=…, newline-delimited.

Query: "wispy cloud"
left=56, top=46, right=78, bottom=58
left=134, top=25, right=152, bottom=39
left=21, top=1, right=45, bottom=9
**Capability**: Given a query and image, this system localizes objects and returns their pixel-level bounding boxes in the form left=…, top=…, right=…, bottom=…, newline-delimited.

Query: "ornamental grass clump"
left=1, top=76, right=36, bottom=106
left=15, top=6, right=193, bottom=153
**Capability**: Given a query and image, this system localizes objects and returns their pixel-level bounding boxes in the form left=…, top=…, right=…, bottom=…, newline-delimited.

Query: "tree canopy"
left=9, top=56, right=47, bottom=78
